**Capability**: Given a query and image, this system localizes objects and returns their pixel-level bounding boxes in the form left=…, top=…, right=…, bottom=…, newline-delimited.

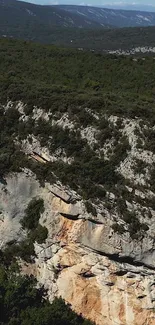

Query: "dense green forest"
left=62, top=26, right=155, bottom=52
left=0, top=38, right=155, bottom=118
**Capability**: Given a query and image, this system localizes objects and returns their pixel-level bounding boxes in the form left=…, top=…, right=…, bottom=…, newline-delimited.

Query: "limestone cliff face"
left=1, top=172, right=155, bottom=325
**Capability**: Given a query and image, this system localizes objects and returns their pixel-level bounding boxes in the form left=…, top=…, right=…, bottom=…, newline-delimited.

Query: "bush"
left=85, top=201, right=97, bottom=216
left=3, top=239, right=35, bottom=264
left=29, top=224, right=48, bottom=244
left=134, top=159, right=147, bottom=175
left=19, top=198, right=48, bottom=260
left=112, top=223, right=125, bottom=234
left=21, top=198, right=45, bottom=230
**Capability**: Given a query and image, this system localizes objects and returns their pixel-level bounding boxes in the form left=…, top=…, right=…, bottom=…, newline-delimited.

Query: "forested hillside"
left=57, top=26, right=155, bottom=53
left=1, top=38, right=155, bottom=113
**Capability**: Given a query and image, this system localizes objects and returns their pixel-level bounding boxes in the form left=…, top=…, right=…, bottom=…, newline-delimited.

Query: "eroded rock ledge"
left=1, top=172, right=155, bottom=325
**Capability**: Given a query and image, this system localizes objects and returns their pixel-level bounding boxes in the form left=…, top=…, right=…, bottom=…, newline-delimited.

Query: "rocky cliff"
left=1, top=170, right=155, bottom=325
left=1, top=99, right=155, bottom=324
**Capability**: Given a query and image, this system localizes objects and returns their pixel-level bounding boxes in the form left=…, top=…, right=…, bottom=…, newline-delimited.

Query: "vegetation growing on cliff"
left=0, top=259, right=94, bottom=325
left=21, top=197, right=48, bottom=244
left=3, top=199, right=48, bottom=263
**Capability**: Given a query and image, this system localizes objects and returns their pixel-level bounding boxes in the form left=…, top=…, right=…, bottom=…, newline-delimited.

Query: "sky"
left=19, top=1, right=155, bottom=5
left=19, top=1, right=155, bottom=11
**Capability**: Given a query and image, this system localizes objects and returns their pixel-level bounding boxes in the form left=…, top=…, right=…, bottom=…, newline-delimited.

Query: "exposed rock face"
left=36, top=244, right=155, bottom=325
left=0, top=171, right=40, bottom=246
left=1, top=172, right=155, bottom=325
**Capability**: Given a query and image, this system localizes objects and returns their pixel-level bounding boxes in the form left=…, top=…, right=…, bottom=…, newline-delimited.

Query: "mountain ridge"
left=0, top=0, right=108, bottom=29
left=2, top=0, right=155, bottom=29
left=56, top=4, right=155, bottom=28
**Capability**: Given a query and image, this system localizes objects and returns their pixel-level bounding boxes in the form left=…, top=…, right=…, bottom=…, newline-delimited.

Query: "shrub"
left=19, top=198, right=48, bottom=260
left=3, top=239, right=35, bottom=263
left=85, top=201, right=97, bottom=216
left=134, top=159, right=148, bottom=175
left=29, top=224, right=48, bottom=244
left=112, top=223, right=125, bottom=234
left=21, top=198, right=45, bottom=230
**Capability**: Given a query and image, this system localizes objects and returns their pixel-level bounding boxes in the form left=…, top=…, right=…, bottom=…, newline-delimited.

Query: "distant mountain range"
left=57, top=5, right=155, bottom=28
left=18, top=1, right=155, bottom=13
left=99, top=4, right=155, bottom=13
left=0, top=0, right=108, bottom=29
left=1, top=0, right=155, bottom=55
left=1, top=0, right=155, bottom=30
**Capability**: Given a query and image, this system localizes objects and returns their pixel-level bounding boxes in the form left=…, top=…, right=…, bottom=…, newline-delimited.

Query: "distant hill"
left=1, top=0, right=155, bottom=34
left=99, top=4, right=155, bottom=13
left=57, top=5, right=155, bottom=28
left=1, top=0, right=155, bottom=55
left=47, top=26, right=155, bottom=54
left=0, top=0, right=104, bottom=30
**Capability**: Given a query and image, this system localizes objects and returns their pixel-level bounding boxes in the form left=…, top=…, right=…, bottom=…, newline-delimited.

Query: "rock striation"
left=1, top=172, right=155, bottom=325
